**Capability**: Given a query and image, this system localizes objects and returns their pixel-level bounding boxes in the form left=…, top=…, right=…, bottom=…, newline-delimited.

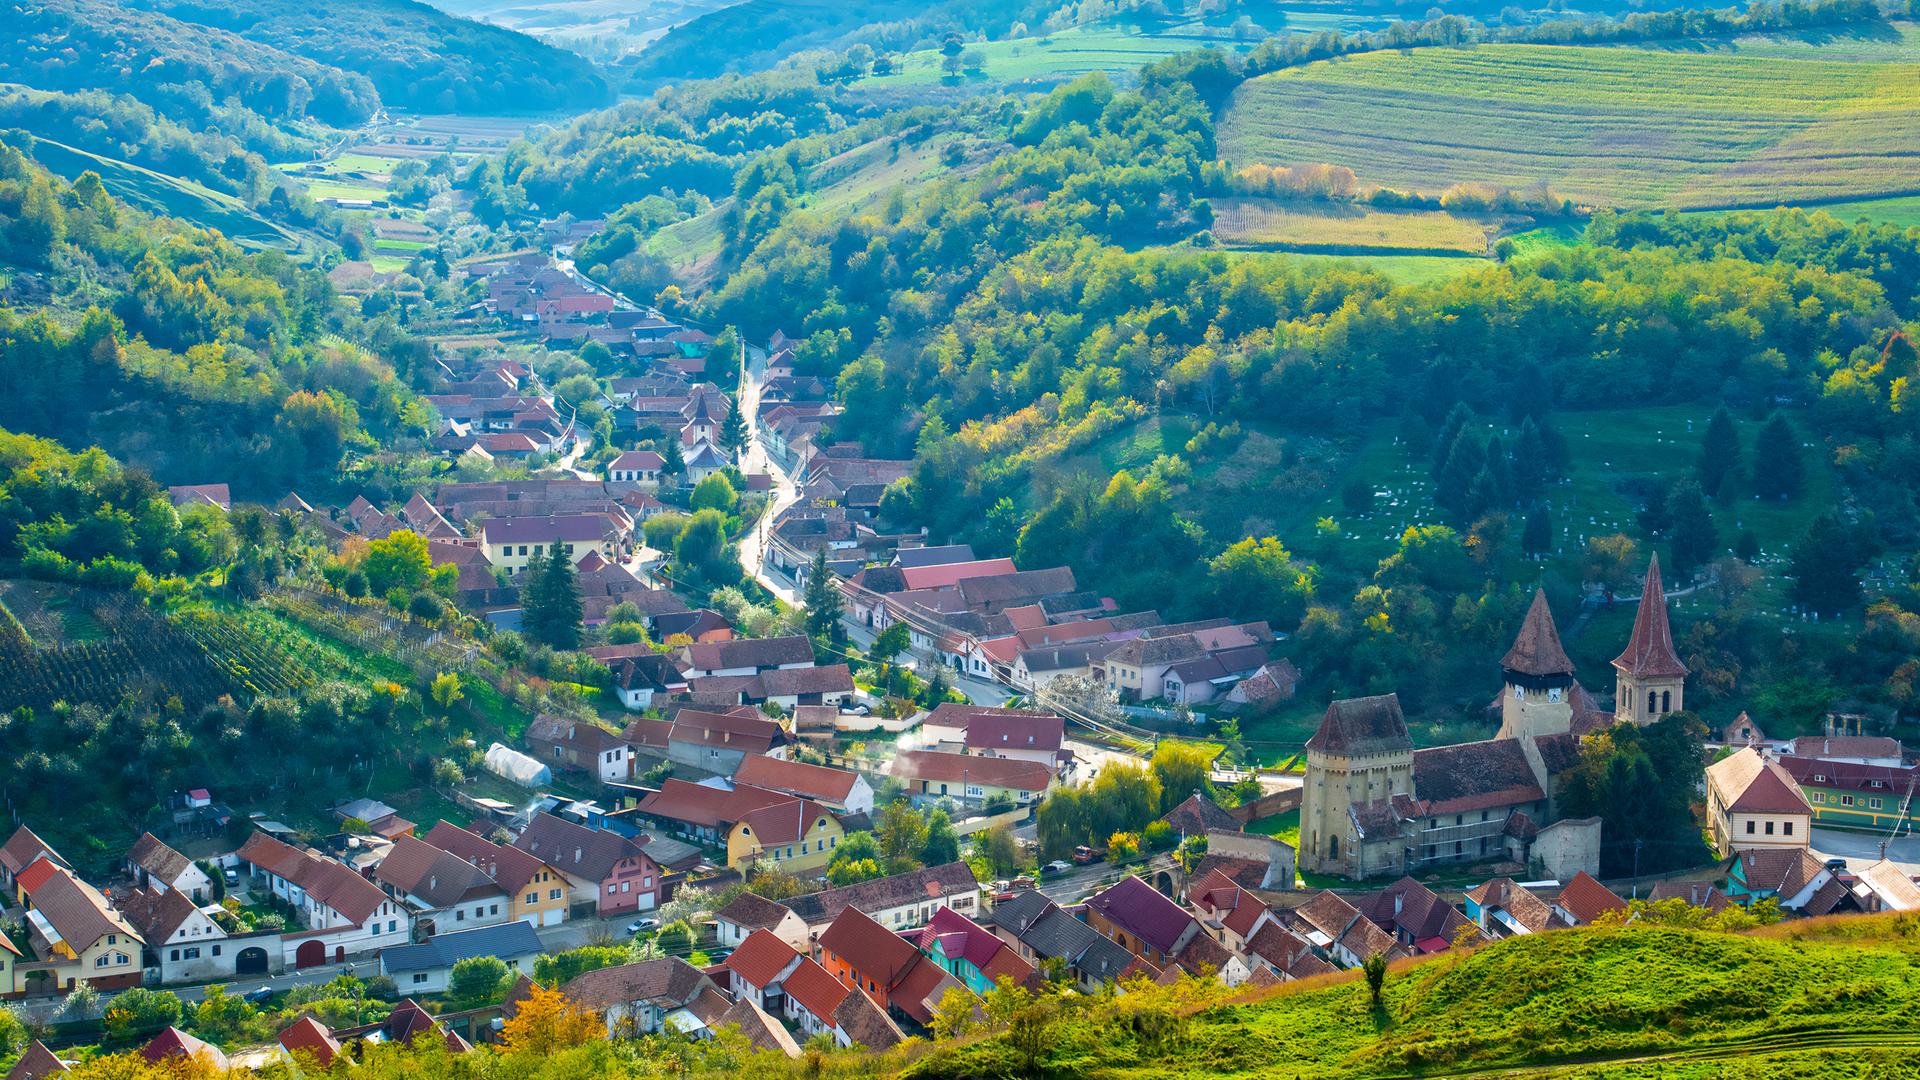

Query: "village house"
left=731, top=756, right=875, bottom=815
left=1785, top=733, right=1905, bottom=767
left=1775, top=756, right=1920, bottom=832
left=781, top=862, right=982, bottom=947
left=629, top=779, right=794, bottom=845
left=666, top=710, right=792, bottom=775
left=511, top=814, right=663, bottom=916
left=719, top=928, right=805, bottom=1012
left=1463, top=879, right=1572, bottom=937
left=1705, top=747, right=1814, bottom=857
left=560, top=958, right=723, bottom=1037
left=818, top=906, right=971, bottom=1031
left=379, top=921, right=543, bottom=995
left=984, top=890, right=1137, bottom=993
left=678, top=636, right=816, bottom=677
left=15, top=861, right=144, bottom=993
left=1185, top=869, right=1275, bottom=955
left=1356, top=877, right=1486, bottom=952
left=611, top=653, right=688, bottom=711
left=919, top=704, right=1068, bottom=770
left=726, top=800, right=844, bottom=876
left=373, top=835, right=512, bottom=935
left=333, top=798, right=417, bottom=841
left=422, top=821, right=571, bottom=927
left=140, top=1028, right=229, bottom=1072
left=1725, top=848, right=1844, bottom=912
left=776, top=947, right=904, bottom=1051
left=906, top=906, right=1038, bottom=995
left=125, top=833, right=213, bottom=903
left=1547, top=872, right=1628, bottom=927
left=714, top=892, right=810, bottom=951
left=608, top=450, right=666, bottom=486
left=1083, top=876, right=1249, bottom=984
left=1279, top=890, right=1406, bottom=969
left=891, top=750, right=1053, bottom=808
left=118, top=886, right=247, bottom=986
left=1853, top=859, right=1920, bottom=912
left=526, top=715, right=632, bottom=784
left=1243, top=921, right=1338, bottom=983
left=234, top=832, right=412, bottom=969
left=479, top=515, right=624, bottom=573
left=1, top=825, right=68, bottom=898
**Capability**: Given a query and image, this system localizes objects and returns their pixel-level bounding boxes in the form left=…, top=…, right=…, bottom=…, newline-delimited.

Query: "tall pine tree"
left=803, top=548, right=845, bottom=646
left=1664, top=479, right=1716, bottom=578
left=1697, top=406, right=1741, bottom=498
left=1522, top=504, right=1553, bottom=557
left=1511, top=417, right=1548, bottom=501
left=719, top=394, right=749, bottom=459
left=1431, top=403, right=1473, bottom=480
left=522, top=546, right=583, bottom=649
left=1752, top=412, right=1804, bottom=501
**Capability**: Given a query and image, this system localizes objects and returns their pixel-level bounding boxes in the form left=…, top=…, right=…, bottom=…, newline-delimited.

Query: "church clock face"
left=1514, top=685, right=1525, bottom=701
left=1548, top=687, right=1562, bottom=703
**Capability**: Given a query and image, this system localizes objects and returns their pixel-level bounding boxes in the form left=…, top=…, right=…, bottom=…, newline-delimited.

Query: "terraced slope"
left=1218, top=42, right=1920, bottom=208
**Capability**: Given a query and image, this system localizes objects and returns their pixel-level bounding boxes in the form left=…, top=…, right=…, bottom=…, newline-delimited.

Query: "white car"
left=1042, top=860, right=1073, bottom=875
left=626, top=917, right=660, bottom=935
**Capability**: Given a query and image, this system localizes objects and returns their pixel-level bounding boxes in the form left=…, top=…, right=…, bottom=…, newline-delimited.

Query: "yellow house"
left=727, top=800, right=843, bottom=876
left=20, top=863, right=144, bottom=991
left=480, top=514, right=622, bottom=574
left=1705, top=747, right=1814, bottom=858
left=422, top=821, right=572, bottom=928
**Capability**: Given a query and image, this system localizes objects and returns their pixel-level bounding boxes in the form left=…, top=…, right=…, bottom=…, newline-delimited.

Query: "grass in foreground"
left=907, top=916, right=1920, bottom=1078
left=1218, top=42, right=1920, bottom=209
left=1209, top=197, right=1501, bottom=254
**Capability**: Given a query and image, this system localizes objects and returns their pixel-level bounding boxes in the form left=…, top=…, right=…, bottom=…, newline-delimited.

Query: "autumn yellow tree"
left=500, top=983, right=604, bottom=1055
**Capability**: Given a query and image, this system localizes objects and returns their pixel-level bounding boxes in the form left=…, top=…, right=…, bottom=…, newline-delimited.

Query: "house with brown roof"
left=732, top=756, right=874, bottom=815
left=511, top=814, right=663, bottom=917
left=1853, top=858, right=1920, bottom=912
left=140, top=1027, right=229, bottom=1071
left=782, top=861, right=982, bottom=947
left=15, top=862, right=144, bottom=992
left=1786, top=734, right=1905, bottom=768
left=422, top=820, right=572, bottom=928
left=1243, top=921, right=1336, bottom=983
left=1706, top=747, right=1813, bottom=857
left=905, top=906, right=1037, bottom=995
left=1160, top=793, right=1241, bottom=840
left=1643, top=880, right=1732, bottom=914
left=630, top=778, right=793, bottom=844
left=778, top=947, right=904, bottom=1050
left=891, top=750, right=1053, bottom=808
left=1357, top=877, right=1486, bottom=952
left=715, top=892, right=810, bottom=951
left=235, top=832, right=412, bottom=968
left=278, top=1015, right=343, bottom=1067
left=1082, top=876, right=1204, bottom=972
left=125, top=833, right=212, bottom=903
left=0, top=825, right=67, bottom=898
left=720, top=928, right=805, bottom=1012
left=679, top=635, right=815, bottom=677
left=526, top=715, right=632, bottom=783
left=1186, top=868, right=1274, bottom=954
left=5, top=1040, right=73, bottom=1080
left=1726, top=847, right=1838, bottom=910
left=560, top=957, right=719, bottom=1036
left=374, top=835, right=513, bottom=934
left=1279, top=889, right=1407, bottom=970
left=1463, top=878, right=1571, bottom=937
left=118, top=886, right=240, bottom=985
left=666, top=710, right=792, bottom=775
left=1548, top=871, right=1627, bottom=927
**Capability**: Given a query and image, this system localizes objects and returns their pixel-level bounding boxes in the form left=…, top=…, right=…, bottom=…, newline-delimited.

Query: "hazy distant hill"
left=127, top=0, right=613, bottom=114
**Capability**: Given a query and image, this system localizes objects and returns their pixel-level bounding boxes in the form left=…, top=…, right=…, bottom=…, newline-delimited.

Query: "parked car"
left=840, top=704, right=871, bottom=716
left=224, top=868, right=239, bottom=886
left=1011, top=875, right=1036, bottom=890
left=242, top=987, right=275, bottom=1006
left=1042, top=860, right=1072, bottom=875
left=626, top=917, right=660, bottom=935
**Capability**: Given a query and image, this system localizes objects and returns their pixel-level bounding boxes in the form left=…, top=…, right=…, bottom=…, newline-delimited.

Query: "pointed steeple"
left=1501, top=589, right=1575, bottom=682
left=1613, top=555, right=1688, bottom=678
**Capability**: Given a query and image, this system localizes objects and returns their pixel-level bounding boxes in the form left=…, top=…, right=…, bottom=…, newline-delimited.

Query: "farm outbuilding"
left=484, top=743, right=550, bottom=788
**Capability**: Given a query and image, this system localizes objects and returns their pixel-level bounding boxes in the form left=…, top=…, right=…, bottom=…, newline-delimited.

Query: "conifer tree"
left=1511, top=417, right=1547, bottom=501
left=1431, top=403, right=1472, bottom=480
left=1697, top=406, right=1740, bottom=498
left=1752, top=411, right=1804, bottom=501
left=1664, top=479, right=1716, bottom=578
left=719, top=394, right=749, bottom=459
left=803, top=549, right=845, bottom=646
left=661, top=435, right=685, bottom=481
left=1522, top=504, right=1553, bottom=557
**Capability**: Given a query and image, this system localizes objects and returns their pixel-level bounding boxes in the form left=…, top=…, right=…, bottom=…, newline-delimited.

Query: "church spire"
left=1501, top=589, right=1575, bottom=684
left=1613, top=555, right=1688, bottom=679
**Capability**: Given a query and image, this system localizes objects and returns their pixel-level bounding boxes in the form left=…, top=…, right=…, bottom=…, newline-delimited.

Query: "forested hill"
left=120, top=0, right=611, bottom=114
left=3, top=0, right=381, bottom=127
left=0, top=140, right=435, bottom=493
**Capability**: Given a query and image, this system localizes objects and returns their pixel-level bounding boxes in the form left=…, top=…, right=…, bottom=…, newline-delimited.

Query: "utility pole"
left=1631, top=838, right=1644, bottom=895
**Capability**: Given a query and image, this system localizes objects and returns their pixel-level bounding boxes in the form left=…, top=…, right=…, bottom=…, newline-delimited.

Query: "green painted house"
left=1777, top=756, right=1918, bottom=832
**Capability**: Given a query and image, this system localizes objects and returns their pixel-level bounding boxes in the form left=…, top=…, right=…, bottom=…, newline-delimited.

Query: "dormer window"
left=1813, top=775, right=1826, bottom=783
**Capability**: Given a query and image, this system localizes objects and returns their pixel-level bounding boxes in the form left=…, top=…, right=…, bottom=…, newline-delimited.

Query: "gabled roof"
left=896, top=558, right=1017, bottom=592
left=1186, top=868, right=1269, bottom=940
left=126, top=832, right=194, bottom=884
left=1644, top=880, right=1732, bottom=913
left=714, top=891, right=795, bottom=933
left=1613, top=555, right=1688, bottom=678
left=1085, top=875, right=1196, bottom=954
left=237, top=832, right=389, bottom=925
left=1464, top=878, right=1567, bottom=933
left=891, top=750, right=1052, bottom=793
left=681, top=635, right=815, bottom=671
left=511, top=814, right=651, bottom=883
left=735, top=800, right=833, bottom=848
left=0, top=825, right=66, bottom=877
left=561, top=957, right=711, bottom=1010
left=634, top=779, right=791, bottom=831
left=1733, top=847, right=1829, bottom=899
left=722, top=928, right=801, bottom=990
left=1856, top=859, right=1920, bottom=911
left=1555, top=871, right=1627, bottom=925
left=783, top=861, right=978, bottom=926
left=1359, top=877, right=1483, bottom=946
left=6, top=1040, right=71, bottom=1080
left=278, top=1016, right=342, bottom=1067
left=1707, top=747, right=1813, bottom=815
left=1306, top=695, right=1411, bottom=757
left=732, top=756, right=862, bottom=804
left=375, top=835, right=504, bottom=909
left=1160, top=793, right=1240, bottom=837
left=961, top=710, right=1066, bottom=753
left=820, top=906, right=922, bottom=990
left=1786, top=735, right=1904, bottom=761
left=908, top=906, right=1037, bottom=988
left=1502, top=589, right=1574, bottom=679
left=117, top=886, right=202, bottom=945
left=380, top=920, right=543, bottom=973
left=1411, top=739, right=1547, bottom=815
left=780, top=953, right=850, bottom=1020
left=421, top=820, right=552, bottom=894
left=23, top=864, right=141, bottom=951
left=667, top=710, right=788, bottom=754
left=1244, top=922, right=1336, bottom=980
left=140, top=1028, right=228, bottom=1070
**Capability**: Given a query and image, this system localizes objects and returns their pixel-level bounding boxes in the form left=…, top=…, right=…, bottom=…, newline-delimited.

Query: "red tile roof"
left=731, top=756, right=860, bottom=803
left=1502, top=589, right=1574, bottom=678
left=735, top=799, right=832, bottom=848
left=1613, top=555, right=1688, bottom=678
left=1556, top=871, right=1627, bottom=925
left=1086, top=875, right=1196, bottom=954
left=278, top=1016, right=342, bottom=1067
left=820, top=906, right=922, bottom=991
left=634, top=779, right=791, bottom=830
left=778, top=955, right=850, bottom=1021
left=140, top=1028, right=228, bottom=1070
left=1708, top=748, right=1813, bottom=815
left=722, top=929, right=800, bottom=990
left=890, top=750, right=1053, bottom=793
left=896, top=558, right=1017, bottom=592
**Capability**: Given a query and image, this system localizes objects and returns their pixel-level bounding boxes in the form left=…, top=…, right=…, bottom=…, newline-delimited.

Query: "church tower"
left=1497, top=589, right=1576, bottom=741
left=1613, top=555, right=1688, bottom=725
left=1300, top=694, right=1414, bottom=878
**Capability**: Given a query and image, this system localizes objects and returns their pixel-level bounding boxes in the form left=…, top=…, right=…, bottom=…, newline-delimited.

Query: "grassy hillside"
left=1209, top=197, right=1501, bottom=254
left=1217, top=38, right=1920, bottom=209
left=908, top=918, right=1920, bottom=1078
left=28, top=137, right=304, bottom=250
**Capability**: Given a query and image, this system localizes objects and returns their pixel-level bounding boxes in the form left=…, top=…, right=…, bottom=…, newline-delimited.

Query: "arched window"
left=1647, top=691, right=1657, bottom=715
left=1329, top=835, right=1340, bottom=859
left=1661, top=691, right=1671, bottom=713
